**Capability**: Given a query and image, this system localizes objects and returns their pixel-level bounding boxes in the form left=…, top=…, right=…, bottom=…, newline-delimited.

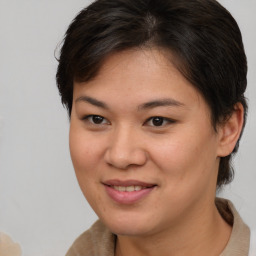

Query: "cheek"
left=149, top=134, right=218, bottom=218
left=151, top=129, right=218, bottom=187
left=69, top=128, right=101, bottom=197
left=69, top=127, right=105, bottom=205
left=69, top=125, right=102, bottom=171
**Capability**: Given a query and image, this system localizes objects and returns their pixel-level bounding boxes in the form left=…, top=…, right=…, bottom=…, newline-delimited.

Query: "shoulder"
left=216, top=198, right=251, bottom=255
left=66, top=220, right=116, bottom=256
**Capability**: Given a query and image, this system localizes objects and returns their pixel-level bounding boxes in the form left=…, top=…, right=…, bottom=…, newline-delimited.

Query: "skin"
left=69, top=49, right=244, bottom=256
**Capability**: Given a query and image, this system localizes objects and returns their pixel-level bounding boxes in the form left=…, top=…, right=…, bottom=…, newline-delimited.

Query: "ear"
left=217, top=103, right=244, bottom=157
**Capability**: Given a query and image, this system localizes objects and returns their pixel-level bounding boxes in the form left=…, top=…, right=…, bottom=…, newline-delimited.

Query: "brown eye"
left=152, top=117, right=164, bottom=126
left=83, top=115, right=109, bottom=125
left=92, top=115, right=104, bottom=124
left=145, top=116, right=176, bottom=127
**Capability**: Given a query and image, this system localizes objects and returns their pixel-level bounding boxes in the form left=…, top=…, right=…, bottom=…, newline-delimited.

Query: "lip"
left=103, top=179, right=156, bottom=187
left=103, top=179, right=157, bottom=204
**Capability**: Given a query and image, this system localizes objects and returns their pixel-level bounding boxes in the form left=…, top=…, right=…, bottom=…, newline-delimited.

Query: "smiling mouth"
left=110, top=185, right=151, bottom=192
left=103, top=180, right=157, bottom=204
left=103, top=179, right=156, bottom=190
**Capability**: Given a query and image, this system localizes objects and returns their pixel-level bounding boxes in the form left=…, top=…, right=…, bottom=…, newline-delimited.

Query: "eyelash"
left=82, top=115, right=110, bottom=125
left=144, top=116, right=176, bottom=127
left=82, top=115, right=176, bottom=127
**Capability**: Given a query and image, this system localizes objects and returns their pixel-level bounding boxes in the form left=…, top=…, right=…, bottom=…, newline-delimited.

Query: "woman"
left=56, top=0, right=253, bottom=255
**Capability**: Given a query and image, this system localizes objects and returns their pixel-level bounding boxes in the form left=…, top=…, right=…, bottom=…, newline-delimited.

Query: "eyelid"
left=144, top=116, right=176, bottom=127
left=81, top=114, right=175, bottom=127
left=82, top=115, right=110, bottom=125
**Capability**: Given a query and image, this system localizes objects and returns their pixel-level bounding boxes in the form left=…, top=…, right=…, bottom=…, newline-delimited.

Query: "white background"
left=0, top=0, right=255, bottom=255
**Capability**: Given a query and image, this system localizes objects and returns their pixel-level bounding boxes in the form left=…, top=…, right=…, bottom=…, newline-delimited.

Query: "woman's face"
left=69, top=49, right=222, bottom=236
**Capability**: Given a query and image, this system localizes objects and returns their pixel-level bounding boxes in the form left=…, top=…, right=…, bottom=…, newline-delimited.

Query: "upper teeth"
left=112, top=185, right=144, bottom=192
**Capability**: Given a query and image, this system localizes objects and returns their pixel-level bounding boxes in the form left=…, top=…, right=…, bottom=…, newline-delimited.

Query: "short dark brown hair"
left=56, top=0, right=248, bottom=188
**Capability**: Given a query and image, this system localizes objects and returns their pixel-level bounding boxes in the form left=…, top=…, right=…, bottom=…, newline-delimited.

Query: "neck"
left=115, top=199, right=232, bottom=256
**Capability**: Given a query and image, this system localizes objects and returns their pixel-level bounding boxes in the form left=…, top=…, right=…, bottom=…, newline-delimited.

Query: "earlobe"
left=217, top=103, right=244, bottom=157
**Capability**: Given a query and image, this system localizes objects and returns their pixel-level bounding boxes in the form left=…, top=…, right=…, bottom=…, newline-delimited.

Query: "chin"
left=109, top=223, right=151, bottom=237
left=100, top=212, right=157, bottom=237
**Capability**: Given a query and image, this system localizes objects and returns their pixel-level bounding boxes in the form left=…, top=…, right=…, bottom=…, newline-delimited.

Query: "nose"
left=104, top=126, right=147, bottom=169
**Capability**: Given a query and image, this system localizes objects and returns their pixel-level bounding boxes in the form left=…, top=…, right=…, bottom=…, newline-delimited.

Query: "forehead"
left=93, top=48, right=183, bottom=84
left=72, top=49, right=207, bottom=113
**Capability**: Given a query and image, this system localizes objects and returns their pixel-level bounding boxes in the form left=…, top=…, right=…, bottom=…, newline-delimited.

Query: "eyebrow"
left=138, top=98, right=184, bottom=110
left=75, top=96, right=109, bottom=109
left=75, top=96, right=184, bottom=110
